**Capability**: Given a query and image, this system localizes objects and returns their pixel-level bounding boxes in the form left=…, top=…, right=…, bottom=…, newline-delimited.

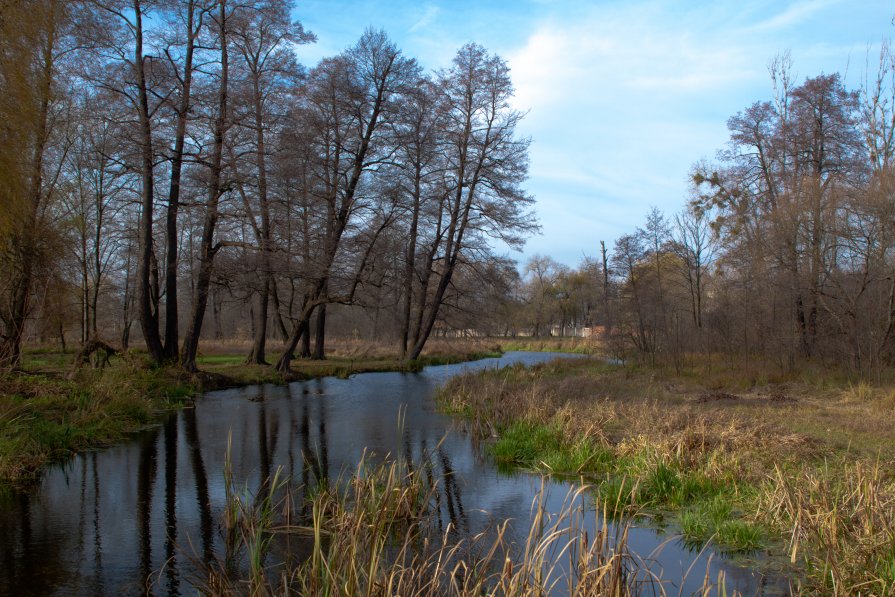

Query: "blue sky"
left=293, top=0, right=894, bottom=266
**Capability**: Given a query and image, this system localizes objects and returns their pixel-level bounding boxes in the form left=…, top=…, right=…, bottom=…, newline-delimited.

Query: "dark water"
left=0, top=352, right=790, bottom=595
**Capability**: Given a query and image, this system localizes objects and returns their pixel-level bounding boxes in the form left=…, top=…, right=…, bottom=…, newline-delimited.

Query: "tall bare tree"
left=181, top=0, right=231, bottom=372
left=406, top=43, right=535, bottom=360
left=274, top=29, right=415, bottom=373
left=231, top=0, right=312, bottom=365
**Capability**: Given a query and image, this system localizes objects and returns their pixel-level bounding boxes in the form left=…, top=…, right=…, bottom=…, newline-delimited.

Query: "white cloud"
left=752, top=0, right=844, bottom=31
left=409, top=4, right=441, bottom=33
left=503, top=0, right=880, bottom=263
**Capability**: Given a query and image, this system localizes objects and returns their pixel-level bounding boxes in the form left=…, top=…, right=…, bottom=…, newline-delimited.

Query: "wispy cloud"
left=505, top=0, right=869, bottom=262
left=752, top=0, right=844, bottom=31
left=409, top=4, right=441, bottom=33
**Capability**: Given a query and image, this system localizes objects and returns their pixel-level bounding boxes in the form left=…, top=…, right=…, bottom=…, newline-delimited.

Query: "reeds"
left=758, top=460, right=895, bottom=594
left=197, top=452, right=724, bottom=596
left=436, top=356, right=895, bottom=592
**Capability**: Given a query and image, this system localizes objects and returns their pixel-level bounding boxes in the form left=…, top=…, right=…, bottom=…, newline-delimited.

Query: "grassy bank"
left=0, top=356, right=195, bottom=482
left=0, top=338, right=503, bottom=483
left=437, top=357, right=895, bottom=593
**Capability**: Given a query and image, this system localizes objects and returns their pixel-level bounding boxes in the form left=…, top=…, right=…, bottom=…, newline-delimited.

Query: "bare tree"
left=406, top=43, right=536, bottom=360
left=274, top=29, right=416, bottom=373
left=231, top=0, right=313, bottom=365
left=671, top=203, right=716, bottom=332
left=181, top=0, right=231, bottom=372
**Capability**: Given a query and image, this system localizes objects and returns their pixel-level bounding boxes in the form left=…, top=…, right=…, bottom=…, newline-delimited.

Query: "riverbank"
left=437, top=356, right=895, bottom=594
left=0, top=338, right=503, bottom=483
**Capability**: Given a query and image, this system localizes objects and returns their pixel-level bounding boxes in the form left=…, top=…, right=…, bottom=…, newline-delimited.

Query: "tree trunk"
left=275, top=317, right=308, bottom=373
left=246, top=279, right=270, bottom=364
left=299, top=312, right=312, bottom=358
left=312, top=304, right=326, bottom=360
left=246, top=65, right=272, bottom=365
left=408, top=199, right=470, bottom=360
left=181, top=0, right=228, bottom=372
left=600, top=240, right=611, bottom=338
left=399, top=166, right=422, bottom=359
left=162, top=1, right=199, bottom=364
left=134, top=0, right=164, bottom=364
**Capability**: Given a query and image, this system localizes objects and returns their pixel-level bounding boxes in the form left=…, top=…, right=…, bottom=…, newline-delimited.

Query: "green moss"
left=196, top=354, right=245, bottom=365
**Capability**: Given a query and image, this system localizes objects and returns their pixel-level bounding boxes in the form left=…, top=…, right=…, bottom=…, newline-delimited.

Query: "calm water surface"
left=0, top=352, right=791, bottom=595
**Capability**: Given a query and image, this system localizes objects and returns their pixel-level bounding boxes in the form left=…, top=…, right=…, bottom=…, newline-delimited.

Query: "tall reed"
left=196, top=453, right=726, bottom=596
left=758, top=460, right=895, bottom=594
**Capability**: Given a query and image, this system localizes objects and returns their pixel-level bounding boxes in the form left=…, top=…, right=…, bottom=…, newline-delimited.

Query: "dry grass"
left=193, top=336, right=506, bottom=362
left=437, top=357, right=895, bottom=592
left=759, top=461, right=895, bottom=594
left=194, top=453, right=724, bottom=596
left=16, top=337, right=509, bottom=386
left=495, top=336, right=603, bottom=355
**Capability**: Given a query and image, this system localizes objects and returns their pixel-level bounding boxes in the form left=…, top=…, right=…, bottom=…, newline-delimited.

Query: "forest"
left=0, top=0, right=535, bottom=374
left=4, top=1, right=895, bottom=382
left=4, top=1, right=895, bottom=381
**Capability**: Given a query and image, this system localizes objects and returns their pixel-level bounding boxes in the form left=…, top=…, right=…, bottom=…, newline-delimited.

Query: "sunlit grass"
left=436, top=356, right=895, bottom=590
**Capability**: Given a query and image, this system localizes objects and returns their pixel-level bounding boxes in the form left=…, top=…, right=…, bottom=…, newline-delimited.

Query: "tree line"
left=0, top=0, right=535, bottom=371
left=510, top=50, right=895, bottom=377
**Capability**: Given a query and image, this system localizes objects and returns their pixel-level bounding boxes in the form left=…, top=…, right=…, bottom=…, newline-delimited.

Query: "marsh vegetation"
left=438, top=355, right=895, bottom=594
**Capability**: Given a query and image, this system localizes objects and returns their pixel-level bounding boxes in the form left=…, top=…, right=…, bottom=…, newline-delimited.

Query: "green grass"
left=679, top=494, right=763, bottom=552
left=441, top=362, right=793, bottom=555
left=490, top=420, right=614, bottom=474
left=490, top=420, right=563, bottom=465
left=0, top=364, right=194, bottom=482
left=485, top=419, right=759, bottom=552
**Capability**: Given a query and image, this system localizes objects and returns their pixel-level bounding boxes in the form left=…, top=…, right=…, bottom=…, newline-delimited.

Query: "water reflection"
left=183, top=406, right=213, bottom=564
left=163, top=416, right=179, bottom=596
left=137, top=430, right=158, bottom=594
left=439, top=448, right=468, bottom=534
left=0, top=353, right=790, bottom=595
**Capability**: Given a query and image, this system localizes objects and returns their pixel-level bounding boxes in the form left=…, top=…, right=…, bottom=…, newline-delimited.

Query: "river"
left=0, top=352, right=789, bottom=595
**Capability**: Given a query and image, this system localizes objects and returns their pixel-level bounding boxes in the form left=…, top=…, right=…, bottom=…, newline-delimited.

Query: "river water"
left=0, top=352, right=789, bottom=595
